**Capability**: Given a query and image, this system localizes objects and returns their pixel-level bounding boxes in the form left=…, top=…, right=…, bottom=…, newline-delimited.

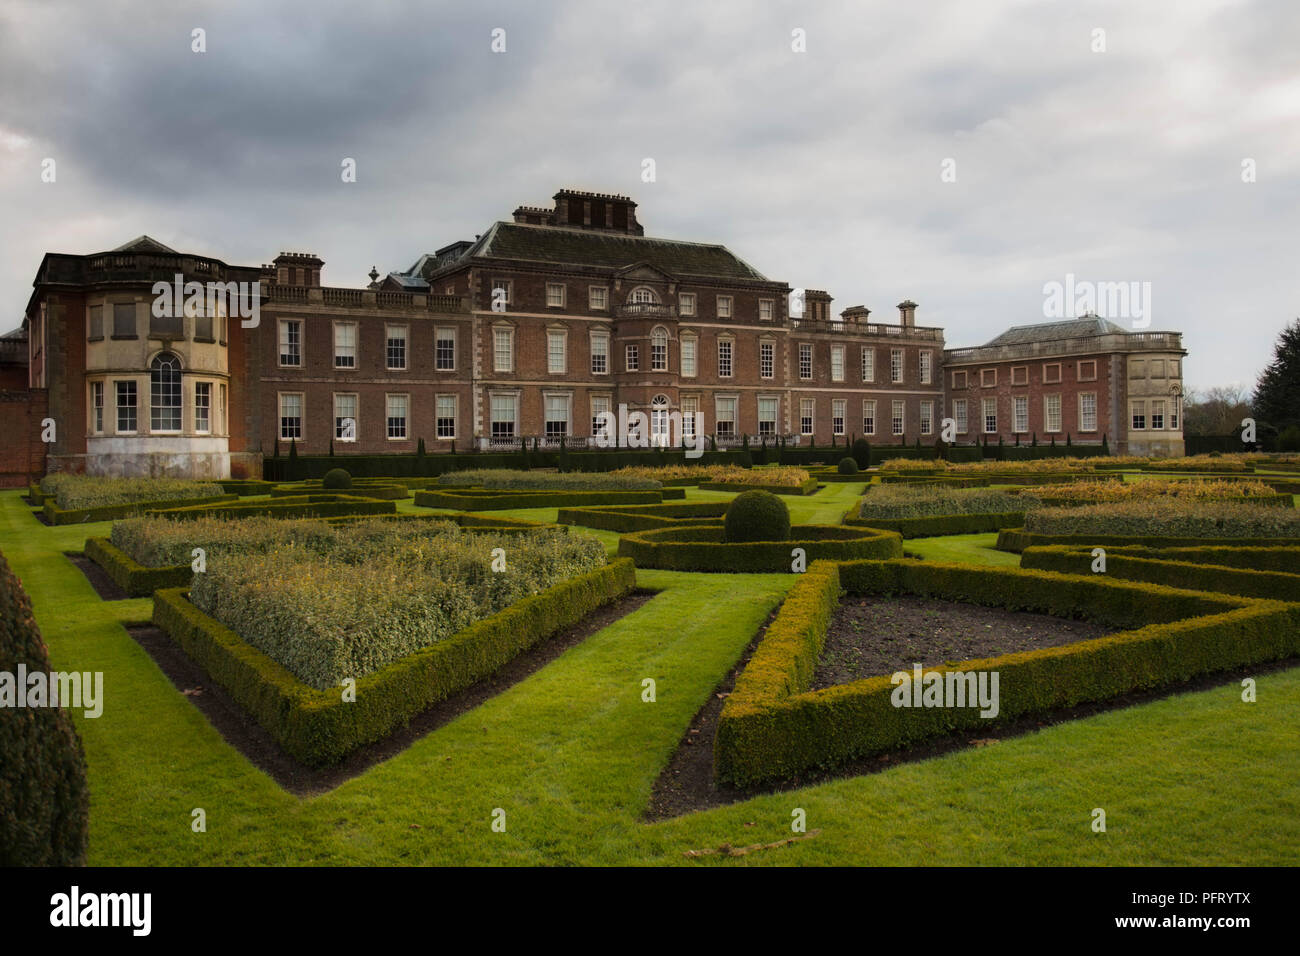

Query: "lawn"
left=3, top=486, right=1297, bottom=866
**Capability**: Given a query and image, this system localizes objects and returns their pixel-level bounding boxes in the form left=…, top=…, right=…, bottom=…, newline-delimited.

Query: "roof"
left=984, top=316, right=1130, bottom=347
left=110, top=235, right=179, bottom=254
left=420, top=221, right=771, bottom=282
left=385, top=272, right=429, bottom=290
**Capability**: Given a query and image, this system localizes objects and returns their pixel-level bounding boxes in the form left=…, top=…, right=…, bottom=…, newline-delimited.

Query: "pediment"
left=613, top=261, right=675, bottom=284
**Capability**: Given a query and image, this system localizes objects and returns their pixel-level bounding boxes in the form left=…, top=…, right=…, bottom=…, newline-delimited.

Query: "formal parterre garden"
left=3, top=453, right=1298, bottom=867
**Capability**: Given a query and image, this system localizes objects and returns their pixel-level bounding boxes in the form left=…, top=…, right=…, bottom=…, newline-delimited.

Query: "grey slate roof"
left=984, top=316, right=1129, bottom=347
left=110, top=235, right=179, bottom=254
left=418, top=221, right=771, bottom=282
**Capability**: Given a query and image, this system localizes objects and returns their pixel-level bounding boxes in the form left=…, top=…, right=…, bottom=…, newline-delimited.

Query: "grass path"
left=3, top=487, right=1298, bottom=865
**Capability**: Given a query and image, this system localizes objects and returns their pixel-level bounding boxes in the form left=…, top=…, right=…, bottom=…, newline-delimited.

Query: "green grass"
left=903, top=532, right=1021, bottom=566
left=3, top=485, right=1298, bottom=866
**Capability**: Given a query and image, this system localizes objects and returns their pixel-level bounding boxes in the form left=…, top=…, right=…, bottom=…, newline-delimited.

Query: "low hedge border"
left=557, top=501, right=729, bottom=533
left=1036, top=544, right=1300, bottom=573
left=996, top=527, right=1300, bottom=553
left=414, top=488, right=682, bottom=510
left=84, top=537, right=193, bottom=597
left=151, top=558, right=637, bottom=767
left=697, top=477, right=821, bottom=495
left=845, top=508, right=1027, bottom=538
left=1022, top=492, right=1294, bottom=508
left=617, top=524, right=902, bottom=572
left=270, top=483, right=410, bottom=500
left=1019, top=546, right=1300, bottom=601
left=43, top=494, right=239, bottom=525
left=715, top=558, right=1300, bottom=787
left=216, top=480, right=277, bottom=496
left=147, top=494, right=396, bottom=521
left=27, top=483, right=45, bottom=506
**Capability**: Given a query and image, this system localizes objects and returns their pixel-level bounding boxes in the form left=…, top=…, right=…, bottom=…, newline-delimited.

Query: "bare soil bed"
left=812, top=595, right=1113, bottom=689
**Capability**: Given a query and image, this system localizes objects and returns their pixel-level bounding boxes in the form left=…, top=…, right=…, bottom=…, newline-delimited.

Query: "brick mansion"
left=2, top=187, right=1187, bottom=481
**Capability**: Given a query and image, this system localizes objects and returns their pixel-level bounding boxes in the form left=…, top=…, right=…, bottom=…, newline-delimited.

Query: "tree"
left=1254, top=319, right=1300, bottom=433
left=1182, top=385, right=1252, bottom=436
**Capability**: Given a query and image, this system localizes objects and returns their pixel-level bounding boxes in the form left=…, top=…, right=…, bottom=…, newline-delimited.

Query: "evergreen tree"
left=1254, top=318, right=1300, bottom=432
left=1102, top=433, right=1110, bottom=455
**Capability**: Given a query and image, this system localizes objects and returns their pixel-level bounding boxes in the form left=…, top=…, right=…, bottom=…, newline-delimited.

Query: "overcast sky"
left=2, top=0, right=1296, bottom=394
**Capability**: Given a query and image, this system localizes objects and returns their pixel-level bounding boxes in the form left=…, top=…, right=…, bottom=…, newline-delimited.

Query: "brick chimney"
left=551, top=189, right=643, bottom=235
left=274, top=252, right=323, bottom=287
left=897, top=300, right=918, bottom=327
left=803, top=290, right=833, bottom=323
left=840, top=305, right=871, bottom=328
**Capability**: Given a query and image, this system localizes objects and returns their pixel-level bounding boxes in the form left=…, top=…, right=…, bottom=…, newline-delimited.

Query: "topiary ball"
left=322, top=468, right=352, bottom=490
left=724, top=490, right=791, bottom=543
left=837, top=457, right=859, bottom=475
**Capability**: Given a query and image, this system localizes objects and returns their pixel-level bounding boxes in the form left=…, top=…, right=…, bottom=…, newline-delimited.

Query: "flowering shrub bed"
left=1023, top=500, right=1300, bottom=539
left=610, top=464, right=813, bottom=489
left=38, top=474, right=226, bottom=510
left=854, top=485, right=1025, bottom=519
left=189, top=527, right=607, bottom=689
left=1018, top=479, right=1289, bottom=506
left=436, top=469, right=660, bottom=490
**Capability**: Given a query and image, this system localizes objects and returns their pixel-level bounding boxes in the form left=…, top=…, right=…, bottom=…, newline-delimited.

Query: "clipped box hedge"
left=151, top=558, right=637, bottom=767
left=414, top=488, right=682, bottom=511
left=697, top=476, right=821, bottom=496
left=715, top=559, right=1300, bottom=787
left=270, top=483, right=410, bottom=500
left=1057, top=544, right=1300, bottom=573
left=996, top=528, right=1300, bottom=553
left=43, top=494, right=239, bottom=525
left=1019, top=546, right=1300, bottom=601
left=26, top=484, right=45, bottom=506
left=216, top=479, right=277, bottom=496
left=84, top=537, right=193, bottom=597
left=617, top=524, right=902, bottom=572
left=557, top=501, right=729, bottom=533
left=147, top=494, right=396, bottom=521
left=845, top=509, right=1027, bottom=538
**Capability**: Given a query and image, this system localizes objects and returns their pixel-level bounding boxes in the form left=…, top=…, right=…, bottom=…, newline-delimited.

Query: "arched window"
left=650, top=393, right=671, bottom=446
left=628, top=287, right=659, bottom=305
left=651, top=326, right=668, bottom=371
left=151, top=352, right=182, bottom=431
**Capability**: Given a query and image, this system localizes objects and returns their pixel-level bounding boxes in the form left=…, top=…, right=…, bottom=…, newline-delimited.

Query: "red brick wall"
left=0, top=390, right=49, bottom=487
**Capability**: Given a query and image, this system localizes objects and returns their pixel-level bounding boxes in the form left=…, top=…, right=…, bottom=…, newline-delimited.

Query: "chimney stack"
left=898, top=300, right=917, bottom=327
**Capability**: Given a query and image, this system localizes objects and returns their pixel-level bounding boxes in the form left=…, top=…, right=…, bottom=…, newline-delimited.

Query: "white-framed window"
left=650, top=394, right=671, bottom=446
left=651, top=327, right=668, bottom=371
left=150, top=353, right=182, bottom=432
left=758, top=396, right=778, bottom=438
left=861, top=347, right=875, bottom=383
left=334, top=321, right=357, bottom=369
left=194, top=381, right=211, bottom=434
left=590, top=395, right=611, bottom=437
left=799, top=343, right=812, bottom=380
left=716, top=295, right=733, bottom=319
left=1131, top=401, right=1146, bottom=430
left=759, top=299, right=774, bottom=322
left=800, top=398, right=815, bottom=436
left=1079, top=393, right=1098, bottom=432
left=760, top=341, right=774, bottom=379
left=279, top=392, right=302, bottom=441
left=1011, top=366, right=1029, bottom=387
left=891, top=348, right=904, bottom=383
left=1045, top=394, right=1062, bottom=433
left=386, top=324, right=407, bottom=370
left=625, top=343, right=639, bottom=371
left=1043, top=363, right=1062, bottom=385
left=90, top=381, right=104, bottom=434
left=920, top=351, right=932, bottom=385
left=590, top=331, right=609, bottom=375
left=490, top=393, right=517, bottom=439
left=681, top=396, right=699, bottom=438
left=386, top=393, right=408, bottom=440
left=1013, top=395, right=1029, bottom=433
left=920, top=400, right=934, bottom=436
left=335, top=393, right=358, bottom=441
left=862, top=400, right=876, bottom=436
left=892, top=400, right=905, bottom=436
left=983, top=397, right=997, bottom=434
left=832, top=399, right=846, bottom=436
left=589, top=286, right=608, bottom=311
left=436, top=394, right=456, bottom=439
left=435, top=327, right=456, bottom=371
left=629, top=287, right=659, bottom=305
left=1078, top=360, right=1097, bottom=382
left=718, top=338, right=733, bottom=377
left=831, top=345, right=845, bottom=382
left=544, top=393, right=570, bottom=438
left=493, top=327, right=514, bottom=373
left=1151, top=400, right=1165, bottom=430
left=1170, top=400, right=1179, bottom=430
left=547, top=329, right=567, bottom=374
left=679, top=293, right=696, bottom=316
left=116, top=380, right=138, bottom=434
left=715, top=396, right=737, bottom=438
left=278, top=319, right=302, bottom=367
left=491, top=279, right=512, bottom=307
left=952, top=370, right=968, bottom=389
left=981, top=368, right=997, bottom=387
left=546, top=283, right=566, bottom=308
left=954, top=398, right=968, bottom=434
left=680, top=335, right=697, bottom=377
